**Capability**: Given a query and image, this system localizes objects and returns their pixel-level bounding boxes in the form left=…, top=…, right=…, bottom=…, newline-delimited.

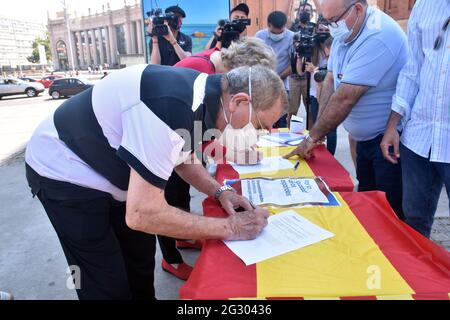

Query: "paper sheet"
left=242, top=178, right=330, bottom=206
left=256, top=138, right=287, bottom=148
left=260, top=132, right=305, bottom=146
left=224, top=210, right=335, bottom=265
left=231, top=157, right=294, bottom=175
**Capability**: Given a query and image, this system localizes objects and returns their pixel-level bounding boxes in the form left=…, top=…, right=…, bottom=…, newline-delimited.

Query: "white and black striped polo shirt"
left=25, top=64, right=222, bottom=201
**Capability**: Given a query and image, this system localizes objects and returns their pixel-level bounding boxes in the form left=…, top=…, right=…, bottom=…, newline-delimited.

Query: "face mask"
left=219, top=67, right=261, bottom=164
left=269, top=31, right=285, bottom=42
left=329, top=6, right=358, bottom=42
left=299, top=11, right=311, bottom=24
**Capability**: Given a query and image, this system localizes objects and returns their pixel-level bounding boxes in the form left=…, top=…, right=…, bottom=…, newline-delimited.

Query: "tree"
left=27, top=33, right=52, bottom=64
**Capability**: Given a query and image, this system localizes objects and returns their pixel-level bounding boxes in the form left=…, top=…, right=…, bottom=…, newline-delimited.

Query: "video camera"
left=146, top=8, right=178, bottom=37
left=217, top=18, right=251, bottom=48
left=293, top=24, right=330, bottom=60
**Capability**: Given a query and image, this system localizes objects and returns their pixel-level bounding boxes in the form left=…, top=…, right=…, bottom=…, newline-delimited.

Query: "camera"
left=293, top=28, right=330, bottom=60
left=217, top=18, right=251, bottom=48
left=314, top=67, right=328, bottom=83
left=146, top=8, right=178, bottom=36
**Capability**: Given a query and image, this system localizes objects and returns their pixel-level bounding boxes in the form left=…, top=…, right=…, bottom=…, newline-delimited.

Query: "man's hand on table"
left=283, top=135, right=321, bottom=160
left=225, top=207, right=270, bottom=241
left=218, top=190, right=254, bottom=215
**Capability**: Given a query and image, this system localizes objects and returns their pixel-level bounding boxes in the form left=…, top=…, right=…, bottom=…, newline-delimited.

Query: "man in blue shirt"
left=256, top=11, right=294, bottom=127
left=285, top=0, right=408, bottom=218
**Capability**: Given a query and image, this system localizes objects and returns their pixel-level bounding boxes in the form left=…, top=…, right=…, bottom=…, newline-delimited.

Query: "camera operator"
left=295, top=35, right=336, bottom=154
left=288, top=1, right=316, bottom=128
left=256, top=11, right=295, bottom=128
left=291, top=1, right=316, bottom=32
left=205, top=3, right=250, bottom=50
left=148, top=5, right=192, bottom=66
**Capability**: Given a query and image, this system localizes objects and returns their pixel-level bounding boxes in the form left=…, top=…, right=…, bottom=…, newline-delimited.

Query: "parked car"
left=49, top=78, right=93, bottom=99
left=19, top=77, right=39, bottom=83
left=38, top=75, right=63, bottom=88
left=0, top=78, right=45, bottom=99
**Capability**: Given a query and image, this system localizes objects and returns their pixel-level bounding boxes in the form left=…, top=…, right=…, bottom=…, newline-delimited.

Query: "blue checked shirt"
left=392, top=0, right=450, bottom=163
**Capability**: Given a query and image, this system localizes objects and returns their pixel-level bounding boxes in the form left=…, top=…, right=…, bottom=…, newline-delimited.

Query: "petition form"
left=224, top=210, right=335, bottom=265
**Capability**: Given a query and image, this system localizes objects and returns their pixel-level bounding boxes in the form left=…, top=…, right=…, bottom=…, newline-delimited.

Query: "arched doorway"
left=56, top=40, right=69, bottom=70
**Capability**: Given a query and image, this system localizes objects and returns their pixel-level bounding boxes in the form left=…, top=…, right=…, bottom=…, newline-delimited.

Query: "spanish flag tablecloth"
left=215, top=145, right=354, bottom=192
left=180, top=192, right=450, bottom=300
left=180, top=144, right=450, bottom=300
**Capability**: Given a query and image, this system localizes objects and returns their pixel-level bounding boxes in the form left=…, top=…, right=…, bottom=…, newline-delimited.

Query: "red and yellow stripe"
left=180, top=193, right=450, bottom=300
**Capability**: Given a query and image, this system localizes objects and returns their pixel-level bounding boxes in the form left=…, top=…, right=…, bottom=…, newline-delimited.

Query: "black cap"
left=230, top=3, right=249, bottom=16
left=165, top=5, right=186, bottom=18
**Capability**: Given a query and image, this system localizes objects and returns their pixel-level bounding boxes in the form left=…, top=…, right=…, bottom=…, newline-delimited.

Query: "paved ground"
left=0, top=93, right=448, bottom=300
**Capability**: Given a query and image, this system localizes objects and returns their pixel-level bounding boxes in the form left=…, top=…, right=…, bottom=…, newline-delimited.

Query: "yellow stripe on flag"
left=256, top=194, right=414, bottom=299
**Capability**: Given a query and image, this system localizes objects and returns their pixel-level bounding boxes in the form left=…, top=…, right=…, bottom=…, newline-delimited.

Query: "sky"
left=0, top=0, right=230, bottom=25
left=142, top=0, right=230, bottom=25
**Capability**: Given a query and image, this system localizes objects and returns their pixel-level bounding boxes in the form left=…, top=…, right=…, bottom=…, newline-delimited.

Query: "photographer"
left=148, top=5, right=192, bottom=66
left=295, top=35, right=336, bottom=155
left=205, top=3, right=250, bottom=50
left=288, top=1, right=316, bottom=128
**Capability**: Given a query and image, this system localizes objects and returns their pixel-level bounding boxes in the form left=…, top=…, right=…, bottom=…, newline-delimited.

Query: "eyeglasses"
left=322, top=2, right=356, bottom=28
left=434, top=16, right=450, bottom=51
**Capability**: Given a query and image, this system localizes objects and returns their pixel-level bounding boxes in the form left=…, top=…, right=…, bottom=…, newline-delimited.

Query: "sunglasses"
left=322, top=2, right=356, bottom=28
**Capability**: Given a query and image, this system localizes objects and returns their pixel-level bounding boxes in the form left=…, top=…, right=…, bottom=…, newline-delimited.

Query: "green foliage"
left=27, top=33, right=52, bottom=64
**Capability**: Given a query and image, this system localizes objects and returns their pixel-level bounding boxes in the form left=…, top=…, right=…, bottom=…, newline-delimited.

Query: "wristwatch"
left=305, top=133, right=319, bottom=144
left=214, top=185, right=236, bottom=201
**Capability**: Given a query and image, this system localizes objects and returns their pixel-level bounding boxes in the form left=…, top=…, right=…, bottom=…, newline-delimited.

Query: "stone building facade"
left=48, top=1, right=145, bottom=70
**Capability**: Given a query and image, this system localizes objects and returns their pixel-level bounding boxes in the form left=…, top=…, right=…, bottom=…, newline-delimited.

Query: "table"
left=181, top=192, right=450, bottom=300
left=180, top=143, right=450, bottom=300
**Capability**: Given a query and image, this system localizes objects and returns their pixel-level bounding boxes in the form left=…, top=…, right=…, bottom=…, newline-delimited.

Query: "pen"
left=294, top=160, right=301, bottom=171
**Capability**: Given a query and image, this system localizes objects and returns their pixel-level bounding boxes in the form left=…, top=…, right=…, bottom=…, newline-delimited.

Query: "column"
left=130, top=21, right=137, bottom=54
left=51, top=42, right=60, bottom=70
left=97, top=27, right=105, bottom=65
left=84, top=30, right=92, bottom=66
left=108, top=25, right=118, bottom=64
left=104, top=26, right=112, bottom=65
left=76, top=31, right=85, bottom=67
left=69, top=31, right=79, bottom=69
left=90, top=29, right=99, bottom=66
left=124, top=21, right=132, bottom=54
left=136, top=20, right=143, bottom=55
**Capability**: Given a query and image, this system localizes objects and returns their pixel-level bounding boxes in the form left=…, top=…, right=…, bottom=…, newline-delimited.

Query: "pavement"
left=0, top=92, right=448, bottom=300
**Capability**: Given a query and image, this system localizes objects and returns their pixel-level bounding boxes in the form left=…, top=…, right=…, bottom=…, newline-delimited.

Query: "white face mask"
left=329, top=6, right=358, bottom=42
left=269, top=31, right=285, bottom=42
left=219, top=67, right=261, bottom=164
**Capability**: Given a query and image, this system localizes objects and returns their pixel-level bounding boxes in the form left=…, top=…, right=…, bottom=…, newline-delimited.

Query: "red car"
left=37, top=75, right=63, bottom=88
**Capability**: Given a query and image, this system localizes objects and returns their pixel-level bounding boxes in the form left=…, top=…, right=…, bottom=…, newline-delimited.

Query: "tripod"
left=301, top=56, right=313, bottom=130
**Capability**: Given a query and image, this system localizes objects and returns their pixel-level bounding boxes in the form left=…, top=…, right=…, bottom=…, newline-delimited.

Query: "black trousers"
left=158, top=171, right=191, bottom=264
left=26, top=164, right=156, bottom=300
left=356, top=135, right=404, bottom=220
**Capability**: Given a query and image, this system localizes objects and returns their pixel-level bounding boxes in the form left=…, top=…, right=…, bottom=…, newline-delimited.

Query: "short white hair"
left=223, top=65, right=287, bottom=111
left=220, top=37, right=277, bottom=71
